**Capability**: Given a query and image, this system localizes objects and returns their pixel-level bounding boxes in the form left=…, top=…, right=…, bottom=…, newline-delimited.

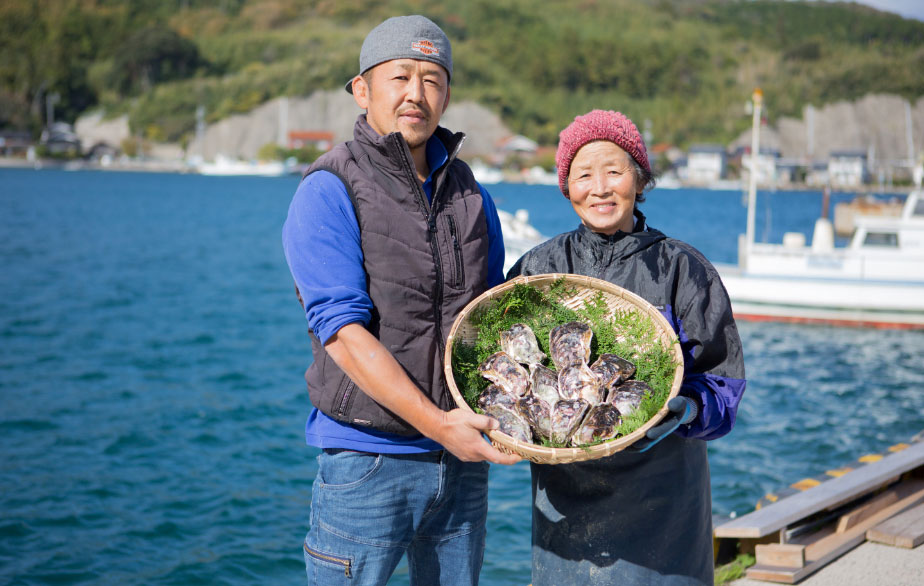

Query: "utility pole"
left=195, top=105, right=206, bottom=159
left=45, top=92, right=60, bottom=127
left=806, top=104, right=814, bottom=159
left=278, top=97, right=288, bottom=148
left=906, top=100, right=915, bottom=167
left=746, top=88, right=763, bottom=252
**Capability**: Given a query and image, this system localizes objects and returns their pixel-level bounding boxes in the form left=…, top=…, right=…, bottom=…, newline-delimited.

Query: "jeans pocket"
left=318, top=450, right=382, bottom=488
left=304, top=541, right=353, bottom=578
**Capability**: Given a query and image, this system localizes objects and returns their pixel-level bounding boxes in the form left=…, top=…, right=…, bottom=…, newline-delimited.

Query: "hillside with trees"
left=2, top=0, right=923, bottom=149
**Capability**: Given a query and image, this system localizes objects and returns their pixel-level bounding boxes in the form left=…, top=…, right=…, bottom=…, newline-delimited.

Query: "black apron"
left=531, top=434, right=713, bottom=585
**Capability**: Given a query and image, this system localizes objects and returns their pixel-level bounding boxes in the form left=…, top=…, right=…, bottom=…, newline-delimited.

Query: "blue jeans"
left=303, top=449, right=489, bottom=585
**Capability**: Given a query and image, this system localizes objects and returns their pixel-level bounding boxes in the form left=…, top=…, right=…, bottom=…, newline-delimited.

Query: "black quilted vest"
left=300, top=115, right=491, bottom=435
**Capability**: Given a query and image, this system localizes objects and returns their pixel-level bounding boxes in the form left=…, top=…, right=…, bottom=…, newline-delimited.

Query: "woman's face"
left=566, top=140, right=640, bottom=235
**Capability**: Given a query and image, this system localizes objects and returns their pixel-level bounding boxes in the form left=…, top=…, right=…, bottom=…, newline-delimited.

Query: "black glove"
left=625, top=396, right=698, bottom=453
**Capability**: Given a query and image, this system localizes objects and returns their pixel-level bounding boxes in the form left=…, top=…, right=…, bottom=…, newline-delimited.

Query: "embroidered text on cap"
left=412, top=40, right=439, bottom=56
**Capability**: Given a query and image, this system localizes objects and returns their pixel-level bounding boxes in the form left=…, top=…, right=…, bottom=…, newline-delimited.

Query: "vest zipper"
left=394, top=136, right=450, bottom=360
left=428, top=134, right=466, bottom=362
left=303, top=543, right=352, bottom=577
left=394, top=131, right=466, bottom=380
left=447, top=215, right=464, bottom=288
left=426, top=215, right=445, bottom=352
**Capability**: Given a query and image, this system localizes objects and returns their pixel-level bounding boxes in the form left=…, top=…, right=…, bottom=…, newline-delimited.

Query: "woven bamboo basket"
left=444, top=273, right=684, bottom=464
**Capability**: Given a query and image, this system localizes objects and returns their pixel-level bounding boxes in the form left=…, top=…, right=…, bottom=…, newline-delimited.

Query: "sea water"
left=1, top=169, right=922, bottom=585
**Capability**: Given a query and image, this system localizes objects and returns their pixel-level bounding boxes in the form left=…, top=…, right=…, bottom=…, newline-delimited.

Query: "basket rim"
left=443, top=273, right=685, bottom=464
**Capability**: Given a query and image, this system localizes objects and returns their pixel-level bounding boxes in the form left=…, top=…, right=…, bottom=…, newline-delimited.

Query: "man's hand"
left=325, top=324, right=520, bottom=465
left=428, top=409, right=522, bottom=465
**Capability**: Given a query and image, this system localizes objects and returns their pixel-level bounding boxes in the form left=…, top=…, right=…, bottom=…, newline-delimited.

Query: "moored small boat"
left=716, top=91, right=924, bottom=328
left=197, top=154, right=288, bottom=177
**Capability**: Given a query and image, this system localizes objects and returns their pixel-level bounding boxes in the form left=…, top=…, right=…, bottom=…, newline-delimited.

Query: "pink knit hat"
left=556, top=109, right=650, bottom=195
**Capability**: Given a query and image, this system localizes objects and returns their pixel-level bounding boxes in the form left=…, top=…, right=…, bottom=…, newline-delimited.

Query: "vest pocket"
left=446, top=215, right=465, bottom=289
left=333, top=375, right=357, bottom=420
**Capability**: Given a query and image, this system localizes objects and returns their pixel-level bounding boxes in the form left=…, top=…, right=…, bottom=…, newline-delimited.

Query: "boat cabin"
left=850, top=189, right=924, bottom=254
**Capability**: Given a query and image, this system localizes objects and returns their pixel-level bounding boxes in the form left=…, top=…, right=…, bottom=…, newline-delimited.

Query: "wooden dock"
left=714, top=439, right=924, bottom=584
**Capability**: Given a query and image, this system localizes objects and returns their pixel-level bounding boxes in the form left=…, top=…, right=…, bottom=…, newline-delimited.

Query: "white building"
left=828, top=150, right=868, bottom=187
left=742, top=148, right=780, bottom=186
left=686, top=144, right=727, bottom=184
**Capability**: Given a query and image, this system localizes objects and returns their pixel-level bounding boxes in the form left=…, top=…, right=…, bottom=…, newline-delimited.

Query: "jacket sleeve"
left=670, top=253, right=747, bottom=441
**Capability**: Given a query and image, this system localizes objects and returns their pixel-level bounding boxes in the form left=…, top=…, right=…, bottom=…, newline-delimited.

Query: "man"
left=282, top=15, right=519, bottom=585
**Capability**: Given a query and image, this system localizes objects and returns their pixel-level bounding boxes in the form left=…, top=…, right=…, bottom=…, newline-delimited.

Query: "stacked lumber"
left=714, top=441, right=924, bottom=583
left=866, top=501, right=924, bottom=549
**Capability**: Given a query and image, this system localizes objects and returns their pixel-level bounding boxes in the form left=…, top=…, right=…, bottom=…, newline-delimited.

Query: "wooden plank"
left=867, top=502, right=924, bottom=548
left=745, top=481, right=924, bottom=583
left=835, top=490, right=899, bottom=532
left=755, top=543, right=805, bottom=568
left=745, top=564, right=800, bottom=584
left=803, top=481, right=924, bottom=563
left=715, top=441, right=924, bottom=538
left=826, top=473, right=902, bottom=512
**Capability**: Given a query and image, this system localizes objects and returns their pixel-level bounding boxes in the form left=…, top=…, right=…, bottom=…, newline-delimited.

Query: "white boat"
left=654, top=173, right=683, bottom=190
left=716, top=90, right=924, bottom=329
left=471, top=160, right=504, bottom=185
left=522, top=165, right=559, bottom=185
left=497, top=208, right=548, bottom=274
left=197, top=154, right=288, bottom=177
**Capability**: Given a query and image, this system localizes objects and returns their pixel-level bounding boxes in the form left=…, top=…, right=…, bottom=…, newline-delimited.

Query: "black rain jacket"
left=507, top=210, right=746, bottom=586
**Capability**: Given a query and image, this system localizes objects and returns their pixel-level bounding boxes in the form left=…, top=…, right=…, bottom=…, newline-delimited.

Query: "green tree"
left=109, top=26, right=203, bottom=95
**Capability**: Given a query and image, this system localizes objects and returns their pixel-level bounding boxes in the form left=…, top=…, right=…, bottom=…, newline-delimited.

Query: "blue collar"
left=421, top=136, right=449, bottom=202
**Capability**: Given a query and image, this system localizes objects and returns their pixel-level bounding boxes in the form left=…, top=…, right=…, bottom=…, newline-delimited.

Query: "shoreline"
left=0, top=156, right=192, bottom=174
left=0, top=156, right=914, bottom=195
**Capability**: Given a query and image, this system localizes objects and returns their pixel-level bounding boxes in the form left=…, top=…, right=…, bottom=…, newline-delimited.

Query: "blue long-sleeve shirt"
left=282, top=136, right=505, bottom=453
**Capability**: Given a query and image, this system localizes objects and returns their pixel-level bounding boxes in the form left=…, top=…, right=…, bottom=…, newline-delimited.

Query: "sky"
left=839, top=0, right=924, bottom=21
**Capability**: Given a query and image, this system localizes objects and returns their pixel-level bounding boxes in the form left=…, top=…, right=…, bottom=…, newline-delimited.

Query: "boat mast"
left=746, top=88, right=763, bottom=250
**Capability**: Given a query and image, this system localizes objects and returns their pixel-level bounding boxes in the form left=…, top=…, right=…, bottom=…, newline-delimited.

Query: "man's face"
left=351, top=59, right=451, bottom=149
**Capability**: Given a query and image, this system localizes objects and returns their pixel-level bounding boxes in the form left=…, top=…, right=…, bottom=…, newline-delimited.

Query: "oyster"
left=473, top=316, right=659, bottom=448
left=549, top=321, right=593, bottom=369
left=478, top=351, right=529, bottom=397
left=500, top=323, right=547, bottom=365
left=558, top=362, right=604, bottom=404
left=549, top=398, right=590, bottom=445
left=571, top=403, right=622, bottom=446
left=516, top=394, right=552, bottom=443
left=608, top=380, right=652, bottom=416
left=482, top=403, right=533, bottom=442
left=591, top=353, right=636, bottom=389
left=529, top=364, right=561, bottom=406
left=477, top=383, right=518, bottom=412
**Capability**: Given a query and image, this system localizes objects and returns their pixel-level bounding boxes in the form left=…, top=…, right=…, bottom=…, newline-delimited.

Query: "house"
left=685, top=144, right=727, bottom=184
left=828, top=150, right=868, bottom=187
left=774, top=157, right=804, bottom=185
left=497, top=134, right=538, bottom=156
left=485, top=134, right=539, bottom=168
left=741, top=147, right=780, bottom=186
left=805, top=161, right=830, bottom=187
left=0, top=130, right=32, bottom=156
left=40, top=122, right=81, bottom=156
left=287, top=131, right=334, bottom=152
left=650, top=142, right=684, bottom=165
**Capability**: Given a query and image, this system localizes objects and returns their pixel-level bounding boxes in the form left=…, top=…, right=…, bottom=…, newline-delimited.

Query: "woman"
left=507, top=110, right=746, bottom=585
